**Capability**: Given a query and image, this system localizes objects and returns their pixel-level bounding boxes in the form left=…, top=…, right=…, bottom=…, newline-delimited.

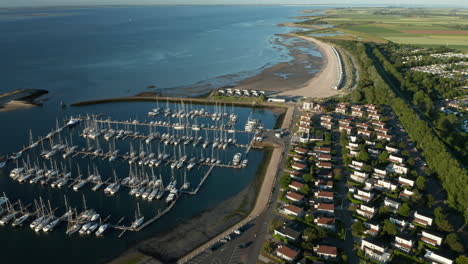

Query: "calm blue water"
left=0, top=5, right=323, bottom=264
left=0, top=5, right=319, bottom=102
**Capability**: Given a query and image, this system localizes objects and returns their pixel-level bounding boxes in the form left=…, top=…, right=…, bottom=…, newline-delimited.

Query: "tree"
left=456, top=255, right=468, bottom=264
left=434, top=207, right=454, bottom=232
left=302, top=174, right=313, bottom=183
left=397, top=202, right=411, bottom=217
left=303, top=227, right=326, bottom=242
left=279, top=173, right=291, bottom=189
left=351, top=220, right=365, bottom=236
left=357, top=150, right=370, bottom=162
left=263, top=241, right=274, bottom=252
left=305, top=214, right=314, bottom=225
left=378, top=206, right=391, bottom=216
left=340, top=131, right=349, bottom=146
left=426, top=194, right=435, bottom=208
left=416, top=176, right=426, bottom=191
left=378, top=151, right=389, bottom=164
left=333, top=168, right=342, bottom=181
left=446, top=233, right=464, bottom=252
left=258, top=94, right=266, bottom=102
left=381, top=220, right=397, bottom=236
left=300, top=184, right=311, bottom=195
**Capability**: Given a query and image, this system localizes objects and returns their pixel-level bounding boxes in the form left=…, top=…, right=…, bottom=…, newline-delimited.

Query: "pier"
left=78, top=117, right=253, bottom=134
left=182, top=164, right=215, bottom=195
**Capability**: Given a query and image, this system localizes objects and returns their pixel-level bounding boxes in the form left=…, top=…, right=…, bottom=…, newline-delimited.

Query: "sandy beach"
left=279, top=35, right=343, bottom=98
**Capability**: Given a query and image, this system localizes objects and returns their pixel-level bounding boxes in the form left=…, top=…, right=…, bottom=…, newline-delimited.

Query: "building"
left=317, top=154, right=332, bottom=161
left=387, top=164, right=409, bottom=175
left=321, top=115, right=332, bottom=122
left=364, top=220, right=381, bottom=236
left=289, top=181, right=305, bottom=192
left=295, top=147, right=309, bottom=155
left=300, top=117, right=313, bottom=126
left=357, top=129, right=372, bottom=137
left=356, top=204, right=377, bottom=219
left=390, top=216, right=409, bottom=230
left=394, top=233, right=414, bottom=253
left=274, top=223, right=302, bottom=242
left=424, top=250, right=454, bottom=264
left=314, top=147, right=331, bottom=154
left=369, top=113, right=381, bottom=120
left=399, top=189, right=414, bottom=200
left=320, top=121, right=333, bottom=130
left=339, top=125, right=353, bottom=134
left=374, top=179, right=398, bottom=192
left=286, top=191, right=305, bottom=204
left=388, top=155, right=404, bottom=164
left=314, top=217, right=335, bottom=231
left=354, top=189, right=374, bottom=203
left=356, top=122, right=370, bottom=129
left=361, top=238, right=391, bottom=263
left=372, top=121, right=385, bottom=128
left=316, top=169, right=333, bottom=179
left=292, top=162, right=307, bottom=171
left=375, top=127, right=390, bottom=135
left=299, top=124, right=313, bottom=134
left=385, top=146, right=399, bottom=154
left=335, top=106, right=347, bottom=114
left=317, top=162, right=332, bottom=169
left=352, top=110, right=364, bottom=117
left=313, top=245, right=337, bottom=259
left=293, top=154, right=307, bottom=163
left=275, top=244, right=300, bottom=262
left=290, top=171, right=303, bottom=180
left=384, top=197, right=401, bottom=210
left=414, top=211, right=434, bottom=227
left=398, top=176, right=415, bottom=187
left=315, top=191, right=334, bottom=201
left=373, top=168, right=387, bottom=177
left=376, top=133, right=392, bottom=141
left=315, top=179, right=333, bottom=190
left=302, top=101, right=323, bottom=112
left=315, top=203, right=334, bottom=214
left=420, top=230, right=444, bottom=246
left=284, top=204, right=305, bottom=218
left=350, top=171, right=368, bottom=183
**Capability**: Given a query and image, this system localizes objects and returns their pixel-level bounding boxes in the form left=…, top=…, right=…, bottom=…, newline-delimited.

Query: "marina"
left=0, top=101, right=275, bottom=243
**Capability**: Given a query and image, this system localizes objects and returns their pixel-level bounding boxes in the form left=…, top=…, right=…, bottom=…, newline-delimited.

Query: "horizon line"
left=1, top=3, right=468, bottom=9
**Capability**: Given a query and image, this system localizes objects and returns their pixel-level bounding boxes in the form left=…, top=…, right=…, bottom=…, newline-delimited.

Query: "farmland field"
left=298, top=8, right=468, bottom=52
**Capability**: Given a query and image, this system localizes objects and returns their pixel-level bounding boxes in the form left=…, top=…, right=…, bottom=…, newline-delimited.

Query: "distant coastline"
left=0, top=89, right=48, bottom=112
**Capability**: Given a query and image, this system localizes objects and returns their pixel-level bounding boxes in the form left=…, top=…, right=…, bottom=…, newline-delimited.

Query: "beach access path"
left=177, top=106, right=295, bottom=264
left=279, top=36, right=343, bottom=98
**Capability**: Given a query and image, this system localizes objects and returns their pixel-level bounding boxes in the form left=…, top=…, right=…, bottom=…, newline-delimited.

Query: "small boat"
left=95, top=224, right=109, bottom=237
left=12, top=214, right=30, bottom=227
left=86, top=223, right=99, bottom=235
left=79, top=222, right=92, bottom=235
left=233, top=153, right=242, bottom=166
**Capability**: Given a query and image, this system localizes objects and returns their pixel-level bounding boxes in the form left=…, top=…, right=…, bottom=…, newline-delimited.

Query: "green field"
left=298, top=8, right=468, bottom=52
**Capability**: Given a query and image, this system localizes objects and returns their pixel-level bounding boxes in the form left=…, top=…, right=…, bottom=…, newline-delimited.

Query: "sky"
left=1, top=0, right=467, bottom=8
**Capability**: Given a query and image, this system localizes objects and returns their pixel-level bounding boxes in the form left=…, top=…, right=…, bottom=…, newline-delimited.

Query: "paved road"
left=178, top=105, right=296, bottom=264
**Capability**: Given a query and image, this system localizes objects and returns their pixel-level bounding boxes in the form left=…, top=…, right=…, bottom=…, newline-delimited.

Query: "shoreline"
left=108, top=105, right=292, bottom=264
left=278, top=35, right=344, bottom=98
left=108, top=146, right=276, bottom=264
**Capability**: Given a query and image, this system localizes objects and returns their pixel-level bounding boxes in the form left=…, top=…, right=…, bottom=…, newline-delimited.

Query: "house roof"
left=317, top=162, right=332, bottom=167
left=293, top=162, right=307, bottom=169
left=363, top=237, right=387, bottom=248
left=289, top=181, right=305, bottom=189
left=275, top=225, right=302, bottom=240
left=317, top=191, right=334, bottom=198
left=285, top=204, right=304, bottom=214
left=287, top=192, right=305, bottom=201
left=317, top=203, right=334, bottom=211
left=276, top=245, right=299, bottom=259
left=317, top=217, right=335, bottom=225
left=314, top=147, right=331, bottom=152
left=316, top=245, right=337, bottom=255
